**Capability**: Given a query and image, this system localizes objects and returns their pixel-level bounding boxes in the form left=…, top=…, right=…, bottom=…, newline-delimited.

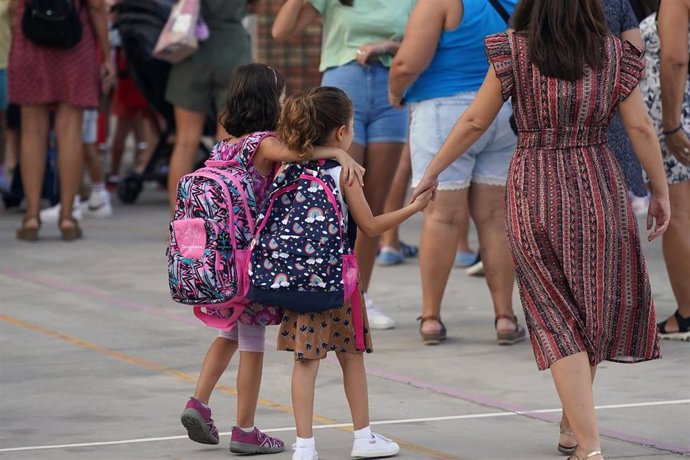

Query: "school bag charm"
left=248, top=161, right=365, bottom=349
left=168, top=134, right=269, bottom=330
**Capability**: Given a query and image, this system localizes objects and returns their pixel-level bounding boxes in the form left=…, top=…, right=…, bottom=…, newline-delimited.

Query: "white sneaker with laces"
left=364, top=294, right=395, bottom=330
left=40, top=197, right=82, bottom=223
left=83, top=190, right=113, bottom=218
left=291, top=444, right=318, bottom=460
left=351, top=433, right=400, bottom=458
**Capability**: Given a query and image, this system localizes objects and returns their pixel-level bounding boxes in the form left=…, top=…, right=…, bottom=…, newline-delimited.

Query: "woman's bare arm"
left=272, top=0, right=320, bottom=40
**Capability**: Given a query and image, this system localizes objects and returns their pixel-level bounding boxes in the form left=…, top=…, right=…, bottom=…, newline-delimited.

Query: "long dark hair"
left=512, top=0, right=609, bottom=81
left=278, top=87, right=353, bottom=160
left=221, top=64, right=286, bottom=137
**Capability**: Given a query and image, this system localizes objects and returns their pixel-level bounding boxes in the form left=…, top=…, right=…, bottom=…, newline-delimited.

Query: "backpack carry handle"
left=193, top=305, right=244, bottom=330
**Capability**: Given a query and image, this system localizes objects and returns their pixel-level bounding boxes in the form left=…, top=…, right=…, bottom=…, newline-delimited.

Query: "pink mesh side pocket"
left=342, top=254, right=359, bottom=299
left=235, top=249, right=250, bottom=300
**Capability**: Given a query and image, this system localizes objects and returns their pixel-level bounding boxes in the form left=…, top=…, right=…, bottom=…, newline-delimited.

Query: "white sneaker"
left=465, top=260, right=484, bottom=277
left=40, top=197, right=82, bottom=223
left=364, top=294, right=395, bottom=330
left=292, top=444, right=318, bottom=460
left=351, top=433, right=400, bottom=458
left=83, top=189, right=113, bottom=218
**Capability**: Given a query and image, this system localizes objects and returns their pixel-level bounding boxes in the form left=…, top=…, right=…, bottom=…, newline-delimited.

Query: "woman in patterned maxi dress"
left=412, top=1, right=670, bottom=459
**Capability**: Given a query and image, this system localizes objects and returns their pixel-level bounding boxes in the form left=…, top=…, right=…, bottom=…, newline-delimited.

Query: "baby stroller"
left=111, top=0, right=213, bottom=204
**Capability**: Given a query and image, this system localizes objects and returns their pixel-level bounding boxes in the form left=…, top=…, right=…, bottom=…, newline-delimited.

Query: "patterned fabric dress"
left=485, top=33, right=661, bottom=370
left=9, top=0, right=99, bottom=108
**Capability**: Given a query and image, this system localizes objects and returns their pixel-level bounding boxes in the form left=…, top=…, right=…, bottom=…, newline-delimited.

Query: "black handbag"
left=22, top=0, right=83, bottom=49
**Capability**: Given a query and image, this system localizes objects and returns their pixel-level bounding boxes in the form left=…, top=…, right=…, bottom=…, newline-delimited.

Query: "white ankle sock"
left=92, top=182, right=106, bottom=193
left=295, top=436, right=315, bottom=448
left=353, top=426, right=372, bottom=440
left=238, top=426, right=255, bottom=433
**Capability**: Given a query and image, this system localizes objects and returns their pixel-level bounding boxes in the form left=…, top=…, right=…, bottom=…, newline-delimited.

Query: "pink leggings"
left=218, top=323, right=266, bottom=353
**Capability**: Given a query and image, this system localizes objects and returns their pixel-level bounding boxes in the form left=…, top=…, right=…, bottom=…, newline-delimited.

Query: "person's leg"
left=193, top=336, right=238, bottom=404
left=109, top=115, right=133, bottom=177
left=419, top=189, right=469, bottom=337
left=560, top=365, right=597, bottom=452
left=292, top=358, right=320, bottom=439
left=356, top=142, right=405, bottom=290
left=133, top=110, right=160, bottom=174
left=18, top=105, right=50, bottom=228
left=167, top=107, right=206, bottom=210
left=379, top=143, right=411, bottom=252
left=336, top=352, right=369, bottom=430
left=659, top=180, right=690, bottom=332
left=468, top=183, right=518, bottom=333
left=550, top=353, right=602, bottom=458
left=54, top=103, right=85, bottom=230
left=235, top=325, right=266, bottom=428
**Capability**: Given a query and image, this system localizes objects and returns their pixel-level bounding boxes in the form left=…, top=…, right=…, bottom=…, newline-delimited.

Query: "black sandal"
left=495, top=314, right=527, bottom=345
left=417, top=315, right=447, bottom=346
left=558, top=423, right=577, bottom=455
left=657, top=310, right=690, bottom=342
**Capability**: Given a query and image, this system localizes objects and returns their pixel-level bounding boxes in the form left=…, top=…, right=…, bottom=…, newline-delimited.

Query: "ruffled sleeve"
left=484, top=33, right=514, bottom=101
left=618, top=40, right=646, bottom=101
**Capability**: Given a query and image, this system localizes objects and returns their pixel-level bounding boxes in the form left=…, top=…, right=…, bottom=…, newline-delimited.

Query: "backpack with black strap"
left=22, top=0, right=83, bottom=49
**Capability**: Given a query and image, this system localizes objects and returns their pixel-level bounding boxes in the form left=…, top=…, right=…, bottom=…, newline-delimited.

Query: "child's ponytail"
left=278, top=86, right=354, bottom=160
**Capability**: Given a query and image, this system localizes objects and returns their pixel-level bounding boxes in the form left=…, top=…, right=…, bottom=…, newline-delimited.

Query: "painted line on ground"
left=1, top=400, right=688, bottom=453
left=2, top=270, right=688, bottom=455
left=0, top=314, right=462, bottom=460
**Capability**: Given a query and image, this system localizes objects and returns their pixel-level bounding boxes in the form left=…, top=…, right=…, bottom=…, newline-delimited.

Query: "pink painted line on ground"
left=0, top=268, right=199, bottom=327
left=360, top=365, right=690, bottom=455
left=5, top=268, right=687, bottom=455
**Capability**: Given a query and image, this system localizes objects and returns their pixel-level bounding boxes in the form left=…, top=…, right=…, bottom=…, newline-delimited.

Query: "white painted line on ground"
left=1, top=399, right=687, bottom=452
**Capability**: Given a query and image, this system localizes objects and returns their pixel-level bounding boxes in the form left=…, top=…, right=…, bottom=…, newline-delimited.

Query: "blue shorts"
left=322, top=61, right=408, bottom=146
left=410, top=92, right=516, bottom=190
left=0, top=69, right=7, bottom=111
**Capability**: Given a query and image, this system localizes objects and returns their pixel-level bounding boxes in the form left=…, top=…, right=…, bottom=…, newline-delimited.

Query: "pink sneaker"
left=180, top=398, right=220, bottom=445
left=230, top=426, right=285, bottom=455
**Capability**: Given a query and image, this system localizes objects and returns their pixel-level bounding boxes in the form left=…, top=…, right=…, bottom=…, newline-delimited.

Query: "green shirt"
left=309, top=0, right=416, bottom=72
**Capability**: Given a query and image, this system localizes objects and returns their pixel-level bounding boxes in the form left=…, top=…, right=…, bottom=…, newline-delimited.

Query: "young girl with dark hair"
left=413, top=0, right=670, bottom=458
left=179, top=65, right=364, bottom=455
left=273, top=86, right=432, bottom=460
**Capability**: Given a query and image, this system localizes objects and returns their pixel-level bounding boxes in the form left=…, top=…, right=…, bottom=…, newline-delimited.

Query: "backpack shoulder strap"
left=488, top=0, right=510, bottom=24
left=236, top=131, right=276, bottom=168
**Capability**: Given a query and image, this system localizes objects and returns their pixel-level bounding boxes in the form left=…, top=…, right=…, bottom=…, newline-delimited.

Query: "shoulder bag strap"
left=488, top=0, right=510, bottom=24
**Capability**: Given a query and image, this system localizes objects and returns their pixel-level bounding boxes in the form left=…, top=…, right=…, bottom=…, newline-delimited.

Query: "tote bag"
left=153, top=0, right=200, bottom=63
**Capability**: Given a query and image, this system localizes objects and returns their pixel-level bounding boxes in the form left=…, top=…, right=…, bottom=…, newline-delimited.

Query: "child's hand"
left=337, top=150, right=365, bottom=187
left=410, top=186, right=434, bottom=211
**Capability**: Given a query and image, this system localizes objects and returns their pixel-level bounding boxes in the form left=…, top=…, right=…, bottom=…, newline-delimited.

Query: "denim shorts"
left=0, top=69, right=7, bottom=111
left=410, top=92, right=516, bottom=190
left=82, top=109, right=98, bottom=144
left=322, top=61, right=408, bottom=146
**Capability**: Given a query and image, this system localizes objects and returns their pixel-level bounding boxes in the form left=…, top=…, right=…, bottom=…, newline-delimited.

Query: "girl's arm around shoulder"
left=255, top=137, right=365, bottom=186
left=342, top=177, right=434, bottom=238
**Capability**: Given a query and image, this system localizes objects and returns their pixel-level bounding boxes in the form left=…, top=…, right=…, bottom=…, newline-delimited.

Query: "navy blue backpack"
left=248, top=160, right=365, bottom=349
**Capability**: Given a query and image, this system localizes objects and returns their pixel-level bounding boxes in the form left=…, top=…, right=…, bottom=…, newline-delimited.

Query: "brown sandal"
left=495, top=314, right=527, bottom=345
left=568, top=450, right=603, bottom=460
left=59, top=216, right=83, bottom=241
left=417, top=315, right=447, bottom=346
left=16, top=215, right=41, bottom=241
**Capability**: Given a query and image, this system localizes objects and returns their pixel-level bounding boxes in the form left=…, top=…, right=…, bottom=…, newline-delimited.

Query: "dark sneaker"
left=180, top=398, right=220, bottom=445
left=230, top=426, right=285, bottom=455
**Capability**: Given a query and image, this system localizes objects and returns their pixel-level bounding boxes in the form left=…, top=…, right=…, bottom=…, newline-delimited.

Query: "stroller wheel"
left=117, top=174, right=144, bottom=204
